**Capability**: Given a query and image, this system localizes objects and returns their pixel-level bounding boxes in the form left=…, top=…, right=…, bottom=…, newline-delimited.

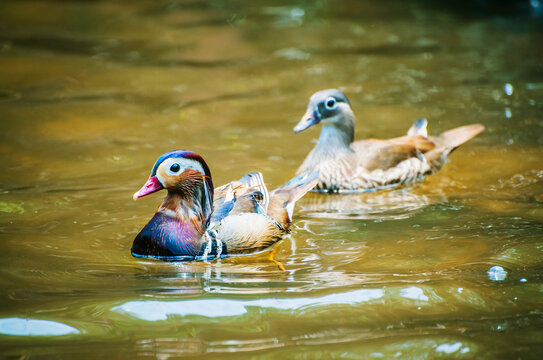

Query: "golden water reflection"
left=1, top=0, right=542, bottom=358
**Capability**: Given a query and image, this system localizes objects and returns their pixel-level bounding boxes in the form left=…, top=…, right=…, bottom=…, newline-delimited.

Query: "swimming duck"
left=294, top=89, right=485, bottom=192
left=132, top=150, right=318, bottom=260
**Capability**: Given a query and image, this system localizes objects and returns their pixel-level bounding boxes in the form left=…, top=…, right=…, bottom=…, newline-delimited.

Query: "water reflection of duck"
left=299, top=189, right=434, bottom=221
left=294, top=89, right=485, bottom=193
left=131, top=150, right=318, bottom=261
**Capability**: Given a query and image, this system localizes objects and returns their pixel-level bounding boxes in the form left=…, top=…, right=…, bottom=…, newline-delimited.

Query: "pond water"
left=1, top=0, right=542, bottom=358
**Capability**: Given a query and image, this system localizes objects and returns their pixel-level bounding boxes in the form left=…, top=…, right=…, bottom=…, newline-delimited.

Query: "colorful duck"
left=294, top=89, right=485, bottom=192
left=132, top=150, right=318, bottom=260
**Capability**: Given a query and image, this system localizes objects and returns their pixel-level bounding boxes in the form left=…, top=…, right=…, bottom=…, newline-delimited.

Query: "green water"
left=1, top=0, right=542, bottom=358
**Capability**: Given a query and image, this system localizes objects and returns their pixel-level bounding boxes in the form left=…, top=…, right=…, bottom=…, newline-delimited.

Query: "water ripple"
left=0, top=318, right=79, bottom=337
left=113, top=288, right=385, bottom=320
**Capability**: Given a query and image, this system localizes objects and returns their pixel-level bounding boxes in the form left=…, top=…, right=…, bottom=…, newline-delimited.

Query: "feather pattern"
left=132, top=151, right=318, bottom=261
left=294, top=89, right=484, bottom=192
left=132, top=212, right=202, bottom=257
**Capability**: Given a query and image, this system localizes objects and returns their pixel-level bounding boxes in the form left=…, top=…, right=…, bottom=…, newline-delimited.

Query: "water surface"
left=1, top=0, right=543, bottom=358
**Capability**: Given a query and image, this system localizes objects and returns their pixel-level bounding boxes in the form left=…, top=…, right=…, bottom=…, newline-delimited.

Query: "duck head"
left=294, top=89, right=354, bottom=137
left=134, top=150, right=214, bottom=223
left=134, top=149, right=212, bottom=197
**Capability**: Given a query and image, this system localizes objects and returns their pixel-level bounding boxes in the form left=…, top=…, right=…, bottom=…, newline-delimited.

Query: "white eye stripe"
left=161, top=158, right=206, bottom=177
left=324, top=96, right=337, bottom=110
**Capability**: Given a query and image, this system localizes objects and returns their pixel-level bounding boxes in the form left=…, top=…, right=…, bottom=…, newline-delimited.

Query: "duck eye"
left=324, top=97, right=337, bottom=110
left=169, top=163, right=181, bottom=173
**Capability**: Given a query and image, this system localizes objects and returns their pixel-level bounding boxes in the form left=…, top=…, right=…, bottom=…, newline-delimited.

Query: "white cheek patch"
left=177, top=158, right=206, bottom=175
left=157, top=158, right=206, bottom=184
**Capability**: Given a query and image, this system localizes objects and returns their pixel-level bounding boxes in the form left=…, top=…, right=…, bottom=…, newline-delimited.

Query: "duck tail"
left=438, top=123, right=485, bottom=150
left=267, top=171, right=319, bottom=230
left=425, top=123, right=485, bottom=172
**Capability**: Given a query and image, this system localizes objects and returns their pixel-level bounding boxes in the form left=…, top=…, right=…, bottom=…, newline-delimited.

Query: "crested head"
left=134, top=150, right=214, bottom=199
left=149, top=150, right=210, bottom=178
left=133, top=149, right=214, bottom=224
left=294, top=89, right=354, bottom=136
left=150, top=150, right=213, bottom=191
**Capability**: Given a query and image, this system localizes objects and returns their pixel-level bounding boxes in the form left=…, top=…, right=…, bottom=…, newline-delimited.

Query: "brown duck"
left=294, top=89, right=485, bottom=193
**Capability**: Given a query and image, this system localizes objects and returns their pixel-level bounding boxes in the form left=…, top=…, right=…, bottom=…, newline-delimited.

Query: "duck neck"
left=132, top=178, right=216, bottom=258
left=132, top=191, right=208, bottom=258
left=314, top=121, right=354, bottom=155
left=158, top=189, right=209, bottom=234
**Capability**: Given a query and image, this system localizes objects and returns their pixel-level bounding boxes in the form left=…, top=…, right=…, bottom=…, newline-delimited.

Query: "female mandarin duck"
left=132, top=150, right=318, bottom=260
left=294, top=89, right=485, bottom=192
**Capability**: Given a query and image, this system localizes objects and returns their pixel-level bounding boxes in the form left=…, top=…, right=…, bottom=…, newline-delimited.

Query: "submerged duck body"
left=132, top=150, right=318, bottom=260
left=294, top=89, right=485, bottom=193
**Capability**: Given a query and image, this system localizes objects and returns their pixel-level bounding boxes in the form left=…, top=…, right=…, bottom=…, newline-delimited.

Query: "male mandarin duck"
left=132, top=150, right=318, bottom=260
left=294, top=89, right=485, bottom=192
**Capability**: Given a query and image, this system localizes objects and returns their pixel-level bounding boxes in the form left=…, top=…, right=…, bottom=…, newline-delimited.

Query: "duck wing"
left=217, top=170, right=318, bottom=254
left=210, top=172, right=269, bottom=225
left=211, top=172, right=285, bottom=254
left=351, top=121, right=484, bottom=186
left=351, top=135, right=436, bottom=172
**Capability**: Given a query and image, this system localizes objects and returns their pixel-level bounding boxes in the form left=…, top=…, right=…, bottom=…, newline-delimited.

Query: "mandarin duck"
left=294, top=89, right=485, bottom=193
left=132, top=150, right=318, bottom=260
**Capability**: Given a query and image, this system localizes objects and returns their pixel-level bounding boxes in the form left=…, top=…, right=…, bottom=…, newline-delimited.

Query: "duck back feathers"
left=212, top=170, right=318, bottom=256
